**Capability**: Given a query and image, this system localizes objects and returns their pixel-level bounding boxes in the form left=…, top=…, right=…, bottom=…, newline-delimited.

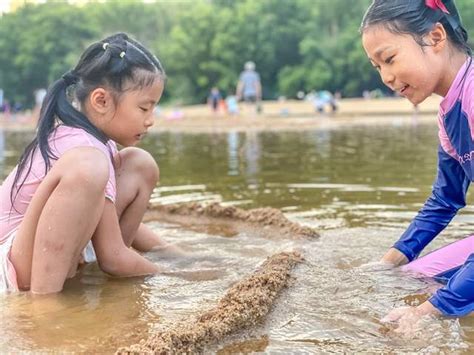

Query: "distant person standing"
left=33, top=88, right=47, bottom=123
left=236, top=61, right=262, bottom=114
left=207, top=87, right=222, bottom=114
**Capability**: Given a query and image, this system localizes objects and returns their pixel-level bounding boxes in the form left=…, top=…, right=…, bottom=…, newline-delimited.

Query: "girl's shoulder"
left=50, top=125, right=116, bottom=156
left=461, top=60, right=474, bottom=116
left=440, top=59, right=474, bottom=116
left=52, top=124, right=95, bottom=140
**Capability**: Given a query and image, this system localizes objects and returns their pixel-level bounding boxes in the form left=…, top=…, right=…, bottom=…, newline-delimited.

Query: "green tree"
left=0, top=3, right=97, bottom=107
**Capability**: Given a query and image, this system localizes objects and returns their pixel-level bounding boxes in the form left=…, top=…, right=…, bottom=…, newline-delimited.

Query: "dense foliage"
left=0, top=0, right=472, bottom=106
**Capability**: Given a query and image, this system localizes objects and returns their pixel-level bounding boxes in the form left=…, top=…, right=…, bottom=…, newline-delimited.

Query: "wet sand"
left=116, top=251, right=303, bottom=354
left=144, top=202, right=319, bottom=239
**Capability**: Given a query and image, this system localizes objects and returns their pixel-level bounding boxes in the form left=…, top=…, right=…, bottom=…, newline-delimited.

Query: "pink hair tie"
left=425, top=0, right=450, bottom=14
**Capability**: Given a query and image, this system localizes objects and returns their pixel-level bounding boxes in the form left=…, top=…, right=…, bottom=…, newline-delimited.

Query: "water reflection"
left=0, top=123, right=473, bottom=352
left=244, top=131, right=261, bottom=185
left=227, top=131, right=239, bottom=176
left=0, top=266, right=154, bottom=352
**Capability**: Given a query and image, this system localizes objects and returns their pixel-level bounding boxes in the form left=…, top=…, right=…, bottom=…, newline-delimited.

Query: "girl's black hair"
left=11, top=32, right=165, bottom=208
left=361, top=0, right=472, bottom=56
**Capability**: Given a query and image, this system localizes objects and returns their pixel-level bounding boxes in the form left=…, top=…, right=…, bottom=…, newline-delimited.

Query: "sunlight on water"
left=0, top=124, right=472, bottom=352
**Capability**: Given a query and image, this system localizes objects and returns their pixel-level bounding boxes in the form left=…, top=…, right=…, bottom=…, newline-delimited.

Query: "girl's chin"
left=405, top=94, right=426, bottom=106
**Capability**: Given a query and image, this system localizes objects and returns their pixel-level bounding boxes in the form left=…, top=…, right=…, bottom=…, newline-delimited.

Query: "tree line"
left=0, top=0, right=472, bottom=107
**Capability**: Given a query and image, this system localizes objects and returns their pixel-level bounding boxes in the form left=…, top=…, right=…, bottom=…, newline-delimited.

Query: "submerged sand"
left=116, top=251, right=303, bottom=354
left=145, top=202, right=319, bottom=239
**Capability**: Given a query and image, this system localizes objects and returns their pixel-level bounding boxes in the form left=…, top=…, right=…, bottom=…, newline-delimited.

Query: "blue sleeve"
left=429, top=253, right=474, bottom=316
left=393, top=146, right=470, bottom=261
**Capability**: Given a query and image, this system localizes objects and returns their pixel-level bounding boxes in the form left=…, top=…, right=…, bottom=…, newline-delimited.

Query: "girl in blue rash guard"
left=361, top=0, right=473, bottom=328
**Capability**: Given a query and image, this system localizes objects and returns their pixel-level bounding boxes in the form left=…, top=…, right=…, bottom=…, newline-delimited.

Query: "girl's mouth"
left=136, top=132, right=147, bottom=140
left=400, top=85, right=409, bottom=95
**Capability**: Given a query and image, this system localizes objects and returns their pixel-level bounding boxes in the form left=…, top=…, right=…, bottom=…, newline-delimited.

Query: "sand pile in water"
left=145, top=202, right=319, bottom=239
left=116, top=251, right=303, bottom=354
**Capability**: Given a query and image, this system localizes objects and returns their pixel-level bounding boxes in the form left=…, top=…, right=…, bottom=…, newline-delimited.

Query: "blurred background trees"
left=0, top=0, right=472, bottom=107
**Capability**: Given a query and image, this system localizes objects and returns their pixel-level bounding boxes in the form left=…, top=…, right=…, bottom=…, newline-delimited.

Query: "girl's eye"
left=384, top=55, right=394, bottom=64
left=140, top=107, right=149, bottom=112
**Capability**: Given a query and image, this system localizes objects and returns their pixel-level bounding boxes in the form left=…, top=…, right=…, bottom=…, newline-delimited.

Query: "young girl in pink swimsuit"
left=0, top=33, right=175, bottom=294
left=361, top=0, right=473, bottom=332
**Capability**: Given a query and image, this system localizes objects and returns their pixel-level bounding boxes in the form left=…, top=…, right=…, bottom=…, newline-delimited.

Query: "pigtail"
left=10, top=71, right=107, bottom=209
left=10, top=77, right=68, bottom=208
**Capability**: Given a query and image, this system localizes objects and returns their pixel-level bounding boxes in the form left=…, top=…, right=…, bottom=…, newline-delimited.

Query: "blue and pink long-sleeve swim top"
left=394, top=57, right=474, bottom=317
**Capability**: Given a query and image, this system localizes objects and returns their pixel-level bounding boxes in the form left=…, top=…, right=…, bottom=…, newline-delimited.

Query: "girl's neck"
left=438, top=51, right=470, bottom=97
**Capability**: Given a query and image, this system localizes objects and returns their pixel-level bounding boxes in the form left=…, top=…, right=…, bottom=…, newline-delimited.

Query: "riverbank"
left=0, top=96, right=441, bottom=133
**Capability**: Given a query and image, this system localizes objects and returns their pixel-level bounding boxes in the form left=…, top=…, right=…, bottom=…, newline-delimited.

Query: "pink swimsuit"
left=0, top=125, right=117, bottom=292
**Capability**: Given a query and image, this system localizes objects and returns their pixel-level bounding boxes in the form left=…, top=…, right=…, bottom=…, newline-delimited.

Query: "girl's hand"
left=357, top=260, right=395, bottom=272
left=381, top=301, right=441, bottom=335
left=381, top=248, right=409, bottom=266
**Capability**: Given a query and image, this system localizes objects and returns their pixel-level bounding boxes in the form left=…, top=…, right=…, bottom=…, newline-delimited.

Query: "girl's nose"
left=145, top=115, right=155, bottom=127
left=380, top=68, right=395, bottom=86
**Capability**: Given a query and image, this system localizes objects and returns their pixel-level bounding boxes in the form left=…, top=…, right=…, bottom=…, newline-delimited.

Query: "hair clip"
left=425, top=0, right=449, bottom=14
left=102, top=42, right=109, bottom=50
left=119, top=51, right=126, bottom=58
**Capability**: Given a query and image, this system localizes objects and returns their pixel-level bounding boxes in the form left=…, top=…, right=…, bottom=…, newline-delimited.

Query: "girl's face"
left=102, top=79, right=164, bottom=146
left=362, top=25, right=444, bottom=105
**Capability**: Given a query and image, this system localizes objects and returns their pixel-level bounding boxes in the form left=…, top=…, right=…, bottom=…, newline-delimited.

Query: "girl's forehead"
left=362, top=24, right=397, bottom=41
left=123, top=79, right=164, bottom=101
left=362, top=25, right=408, bottom=53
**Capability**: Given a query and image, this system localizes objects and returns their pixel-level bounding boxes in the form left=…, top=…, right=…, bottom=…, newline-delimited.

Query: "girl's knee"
left=58, top=148, right=110, bottom=192
left=118, top=147, right=159, bottom=185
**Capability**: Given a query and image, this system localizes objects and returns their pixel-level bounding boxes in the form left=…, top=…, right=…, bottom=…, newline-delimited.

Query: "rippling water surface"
left=0, top=122, right=473, bottom=353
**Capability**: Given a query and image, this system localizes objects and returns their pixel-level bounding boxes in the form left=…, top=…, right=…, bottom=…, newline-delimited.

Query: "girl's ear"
left=89, top=88, right=114, bottom=115
left=428, top=22, right=447, bottom=53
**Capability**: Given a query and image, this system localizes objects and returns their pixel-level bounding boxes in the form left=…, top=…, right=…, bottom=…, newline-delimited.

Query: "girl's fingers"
left=381, top=306, right=412, bottom=323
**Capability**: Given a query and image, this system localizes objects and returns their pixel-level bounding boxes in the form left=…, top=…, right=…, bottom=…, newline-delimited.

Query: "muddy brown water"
left=0, top=122, right=473, bottom=353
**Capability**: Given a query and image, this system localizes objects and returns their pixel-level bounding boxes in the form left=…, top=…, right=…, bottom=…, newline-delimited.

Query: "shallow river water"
left=0, top=121, right=473, bottom=353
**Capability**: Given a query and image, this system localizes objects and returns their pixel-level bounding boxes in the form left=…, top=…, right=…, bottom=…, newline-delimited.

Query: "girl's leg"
left=114, top=147, right=166, bottom=250
left=10, top=147, right=109, bottom=293
left=401, top=235, right=474, bottom=282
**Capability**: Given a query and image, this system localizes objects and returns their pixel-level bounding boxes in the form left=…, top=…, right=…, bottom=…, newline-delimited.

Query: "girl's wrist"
left=416, top=301, right=441, bottom=317
left=381, top=248, right=409, bottom=266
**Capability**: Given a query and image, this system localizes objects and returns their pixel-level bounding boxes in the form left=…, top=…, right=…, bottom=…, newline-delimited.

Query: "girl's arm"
left=92, top=200, right=160, bottom=277
left=384, top=255, right=474, bottom=329
left=385, top=145, right=469, bottom=263
left=430, top=253, right=474, bottom=316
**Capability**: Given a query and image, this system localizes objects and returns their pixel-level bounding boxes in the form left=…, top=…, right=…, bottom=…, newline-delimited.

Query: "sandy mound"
left=144, top=202, right=319, bottom=239
left=116, top=251, right=303, bottom=354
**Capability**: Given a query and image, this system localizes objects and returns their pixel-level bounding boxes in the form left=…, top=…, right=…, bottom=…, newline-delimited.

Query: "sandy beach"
left=0, top=96, right=441, bottom=133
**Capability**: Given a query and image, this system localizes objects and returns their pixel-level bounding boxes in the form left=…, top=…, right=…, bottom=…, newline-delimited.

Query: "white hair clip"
left=119, top=51, right=126, bottom=58
left=102, top=42, right=109, bottom=50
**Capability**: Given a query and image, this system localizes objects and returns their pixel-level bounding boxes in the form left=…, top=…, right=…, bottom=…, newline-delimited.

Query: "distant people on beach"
left=225, top=92, right=239, bottom=116
left=33, top=88, right=47, bottom=122
left=363, top=88, right=385, bottom=99
left=307, top=90, right=338, bottom=114
left=236, top=61, right=262, bottom=115
left=207, top=87, right=222, bottom=114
